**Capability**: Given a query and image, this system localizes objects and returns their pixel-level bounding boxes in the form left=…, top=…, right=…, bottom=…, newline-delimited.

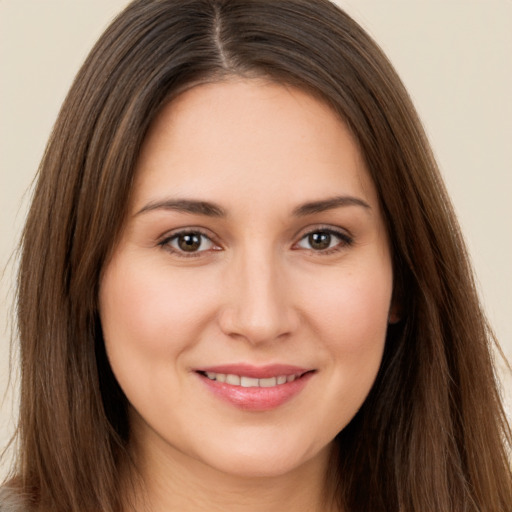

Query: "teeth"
left=203, top=372, right=302, bottom=387
left=240, top=376, right=259, bottom=387
left=225, top=374, right=240, bottom=386
left=259, top=377, right=277, bottom=387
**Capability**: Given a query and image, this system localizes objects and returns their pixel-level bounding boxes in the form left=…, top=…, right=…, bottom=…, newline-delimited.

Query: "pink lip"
left=194, top=364, right=315, bottom=412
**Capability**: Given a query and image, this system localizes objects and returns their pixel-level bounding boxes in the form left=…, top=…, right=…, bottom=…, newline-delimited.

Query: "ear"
left=388, top=271, right=404, bottom=324
left=388, top=303, right=401, bottom=324
left=388, top=286, right=402, bottom=324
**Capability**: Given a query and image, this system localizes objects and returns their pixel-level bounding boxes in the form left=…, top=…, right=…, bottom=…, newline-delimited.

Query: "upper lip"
left=194, top=364, right=312, bottom=379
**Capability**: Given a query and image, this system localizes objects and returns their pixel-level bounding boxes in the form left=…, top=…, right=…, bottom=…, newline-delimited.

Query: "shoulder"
left=0, top=486, right=28, bottom=512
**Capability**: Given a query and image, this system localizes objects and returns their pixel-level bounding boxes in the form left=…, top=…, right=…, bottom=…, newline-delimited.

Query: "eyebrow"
left=135, top=195, right=371, bottom=218
left=136, top=199, right=226, bottom=217
left=292, top=195, right=371, bottom=216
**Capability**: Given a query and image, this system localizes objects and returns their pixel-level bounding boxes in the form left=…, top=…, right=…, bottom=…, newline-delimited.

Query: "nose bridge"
left=220, top=242, right=295, bottom=343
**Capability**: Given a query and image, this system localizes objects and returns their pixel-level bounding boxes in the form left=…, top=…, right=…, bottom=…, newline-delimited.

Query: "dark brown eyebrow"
left=292, top=196, right=371, bottom=216
left=136, top=195, right=370, bottom=218
left=136, top=199, right=226, bottom=217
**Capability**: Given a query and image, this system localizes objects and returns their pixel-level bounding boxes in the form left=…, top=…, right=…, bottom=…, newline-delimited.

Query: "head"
left=14, top=1, right=511, bottom=511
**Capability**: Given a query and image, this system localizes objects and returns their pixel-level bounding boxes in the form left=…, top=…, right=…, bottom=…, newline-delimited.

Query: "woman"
left=1, top=0, right=511, bottom=510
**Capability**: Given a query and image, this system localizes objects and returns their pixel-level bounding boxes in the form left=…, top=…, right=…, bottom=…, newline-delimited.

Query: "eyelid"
left=158, top=227, right=222, bottom=257
left=292, top=225, right=354, bottom=253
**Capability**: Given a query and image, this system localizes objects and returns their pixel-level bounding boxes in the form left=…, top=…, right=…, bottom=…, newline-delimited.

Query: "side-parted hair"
left=5, top=0, right=511, bottom=510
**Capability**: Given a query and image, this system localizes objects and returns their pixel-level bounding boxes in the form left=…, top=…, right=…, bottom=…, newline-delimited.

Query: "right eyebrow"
left=292, top=195, right=371, bottom=216
left=135, top=198, right=227, bottom=218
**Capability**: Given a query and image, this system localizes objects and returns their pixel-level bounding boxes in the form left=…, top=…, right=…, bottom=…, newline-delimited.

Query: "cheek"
left=100, top=257, right=218, bottom=358
left=298, top=258, right=392, bottom=400
left=99, top=261, right=228, bottom=423
left=304, top=261, right=392, bottom=349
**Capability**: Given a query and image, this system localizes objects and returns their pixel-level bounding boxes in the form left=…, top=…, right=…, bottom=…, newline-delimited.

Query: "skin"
left=99, top=79, right=396, bottom=511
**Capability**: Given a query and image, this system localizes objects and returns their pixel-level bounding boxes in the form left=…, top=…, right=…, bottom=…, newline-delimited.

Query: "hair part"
left=7, top=0, right=511, bottom=510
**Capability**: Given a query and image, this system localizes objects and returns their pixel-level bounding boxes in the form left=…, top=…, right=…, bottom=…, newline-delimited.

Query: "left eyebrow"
left=135, top=199, right=227, bottom=217
left=292, top=196, right=371, bottom=216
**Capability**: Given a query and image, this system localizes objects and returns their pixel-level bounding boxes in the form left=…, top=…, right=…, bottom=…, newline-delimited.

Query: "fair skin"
left=99, top=79, right=395, bottom=512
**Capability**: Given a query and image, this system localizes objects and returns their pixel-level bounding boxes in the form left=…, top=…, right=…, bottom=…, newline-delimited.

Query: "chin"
left=196, top=436, right=332, bottom=480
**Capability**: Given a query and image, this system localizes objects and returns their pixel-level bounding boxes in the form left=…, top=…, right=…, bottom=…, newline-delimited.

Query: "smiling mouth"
left=194, top=364, right=315, bottom=410
left=195, top=367, right=315, bottom=411
left=197, top=371, right=311, bottom=388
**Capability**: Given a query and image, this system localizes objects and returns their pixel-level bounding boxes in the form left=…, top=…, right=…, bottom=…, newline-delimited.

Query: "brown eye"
left=295, top=228, right=353, bottom=253
left=163, top=231, right=216, bottom=255
left=177, top=233, right=202, bottom=252
left=308, top=232, right=332, bottom=250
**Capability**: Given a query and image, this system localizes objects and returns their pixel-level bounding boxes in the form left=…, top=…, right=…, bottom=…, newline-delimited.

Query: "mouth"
left=194, top=365, right=316, bottom=411
left=197, top=370, right=310, bottom=388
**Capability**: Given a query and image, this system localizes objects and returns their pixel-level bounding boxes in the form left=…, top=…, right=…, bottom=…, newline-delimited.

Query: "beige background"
left=1, top=1, right=511, bottom=479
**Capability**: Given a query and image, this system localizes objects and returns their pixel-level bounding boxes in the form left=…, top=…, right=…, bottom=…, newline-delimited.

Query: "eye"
left=160, top=230, right=219, bottom=256
left=295, top=228, right=352, bottom=253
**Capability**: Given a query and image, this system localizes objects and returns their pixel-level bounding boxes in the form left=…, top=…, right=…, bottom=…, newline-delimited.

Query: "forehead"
left=131, top=79, right=378, bottom=214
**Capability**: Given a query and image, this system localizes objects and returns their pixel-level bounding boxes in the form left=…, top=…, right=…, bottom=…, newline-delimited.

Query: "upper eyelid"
left=159, top=226, right=217, bottom=243
left=294, top=224, right=353, bottom=241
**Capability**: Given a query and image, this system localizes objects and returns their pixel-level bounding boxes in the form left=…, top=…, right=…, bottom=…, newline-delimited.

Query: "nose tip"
left=218, top=259, right=298, bottom=345
left=218, top=304, right=291, bottom=345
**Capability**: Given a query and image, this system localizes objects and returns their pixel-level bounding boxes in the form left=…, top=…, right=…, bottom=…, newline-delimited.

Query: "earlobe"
left=389, top=274, right=404, bottom=324
left=388, top=301, right=401, bottom=324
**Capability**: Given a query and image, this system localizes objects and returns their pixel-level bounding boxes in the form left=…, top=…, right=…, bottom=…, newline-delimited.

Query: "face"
left=99, top=79, right=394, bottom=480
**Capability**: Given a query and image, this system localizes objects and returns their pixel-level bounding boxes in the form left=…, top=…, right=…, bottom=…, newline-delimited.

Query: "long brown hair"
left=5, top=0, right=511, bottom=510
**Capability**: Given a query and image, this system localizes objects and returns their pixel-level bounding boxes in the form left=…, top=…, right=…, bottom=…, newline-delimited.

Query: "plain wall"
left=1, top=0, right=511, bottom=480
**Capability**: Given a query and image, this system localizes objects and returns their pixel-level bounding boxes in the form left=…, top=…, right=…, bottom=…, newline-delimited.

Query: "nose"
left=218, top=248, right=299, bottom=345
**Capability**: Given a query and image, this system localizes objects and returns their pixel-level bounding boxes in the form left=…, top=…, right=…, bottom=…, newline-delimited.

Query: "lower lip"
left=198, top=372, right=314, bottom=411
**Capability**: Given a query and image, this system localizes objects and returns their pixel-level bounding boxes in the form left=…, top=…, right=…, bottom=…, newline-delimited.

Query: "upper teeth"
left=204, top=372, right=298, bottom=387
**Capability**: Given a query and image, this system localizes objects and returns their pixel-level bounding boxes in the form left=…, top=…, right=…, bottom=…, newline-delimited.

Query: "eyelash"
left=158, top=228, right=220, bottom=258
left=294, top=227, right=353, bottom=255
left=158, top=226, right=353, bottom=258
